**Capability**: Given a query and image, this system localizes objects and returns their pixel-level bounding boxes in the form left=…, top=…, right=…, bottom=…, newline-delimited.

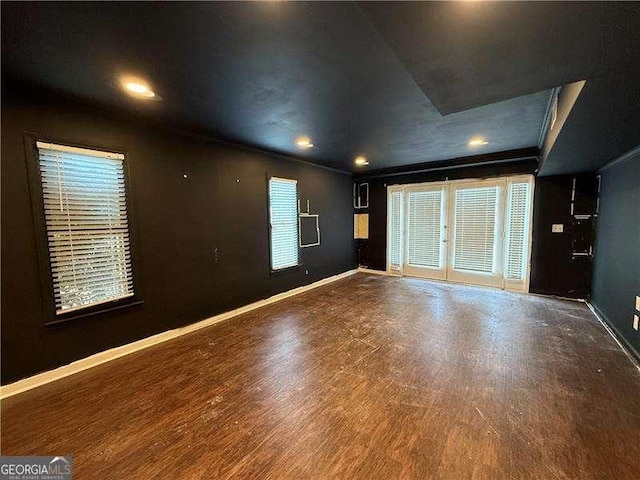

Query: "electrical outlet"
left=636, top=296, right=640, bottom=311
left=634, top=315, right=639, bottom=331
left=305, top=269, right=309, bottom=275
left=552, top=224, right=564, bottom=233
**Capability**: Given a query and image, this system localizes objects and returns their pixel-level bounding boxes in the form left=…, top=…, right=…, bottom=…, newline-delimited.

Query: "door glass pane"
left=407, top=190, right=442, bottom=268
left=453, top=186, right=498, bottom=273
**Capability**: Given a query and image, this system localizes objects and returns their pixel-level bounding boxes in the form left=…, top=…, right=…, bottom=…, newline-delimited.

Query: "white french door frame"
left=402, top=182, right=448, bottom=280
left=386, top=175, right=535, bottom=292
left=446, top=178, right=506, bottom=289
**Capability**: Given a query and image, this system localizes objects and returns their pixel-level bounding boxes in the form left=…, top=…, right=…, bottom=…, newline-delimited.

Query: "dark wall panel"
left=529, top=174, right=597, bottom=298
left=591, top=153, right=640, bottom=359
left=1, top=90, right=355, bottom=384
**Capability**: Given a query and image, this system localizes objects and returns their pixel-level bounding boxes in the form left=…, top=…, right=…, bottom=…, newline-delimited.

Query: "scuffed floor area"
left=2, top=273, right=639, bottom=479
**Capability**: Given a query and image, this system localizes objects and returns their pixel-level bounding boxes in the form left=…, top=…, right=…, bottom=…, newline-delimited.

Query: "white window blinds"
left=37, top=142, right=134, bottom=314
left=505, top=182, right=531, bottom=280
left=407, top=190, right=443, bottom=268
left=453, top=186, right=498, bottom=273
left=269, top=177, right=299, bottom=270
left=388, top=190, right=403, bottom=272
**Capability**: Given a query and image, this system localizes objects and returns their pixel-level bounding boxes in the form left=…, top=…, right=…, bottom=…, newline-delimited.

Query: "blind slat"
left=52, top=276, right=134, bottom=294
left=47, top=237, right=130, bottom=250
left=51, top=259, right=131, bottom=272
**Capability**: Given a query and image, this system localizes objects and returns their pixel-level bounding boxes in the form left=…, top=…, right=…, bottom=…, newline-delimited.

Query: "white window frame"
left=503, top=175, right=535, bottom=292
left=386, top=186, right=404, bottom=275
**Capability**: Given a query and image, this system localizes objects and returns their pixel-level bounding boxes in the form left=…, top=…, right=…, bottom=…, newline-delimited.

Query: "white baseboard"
left=0, top=269, right=358, bottom=400
left=357, top=267, right=389, bottom=276
left=586, top=302, right=640, bottom=371
left=528, top=292, right=585, bottom=303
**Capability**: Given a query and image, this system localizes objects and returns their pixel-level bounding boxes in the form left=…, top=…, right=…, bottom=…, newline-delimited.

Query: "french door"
left=447, top=181, right=504, bottom=288
left=393, top=184, right=448, bottom=280
left=387, top=176, right=533, bottom=292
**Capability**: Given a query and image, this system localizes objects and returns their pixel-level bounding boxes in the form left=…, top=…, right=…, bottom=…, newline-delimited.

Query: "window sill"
left=45, top=300, right=145, bottom=326
left=270, top=264, right=303, bottom=276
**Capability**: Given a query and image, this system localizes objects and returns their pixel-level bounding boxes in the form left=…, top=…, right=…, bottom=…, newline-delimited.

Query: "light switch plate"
left=634, top=315, right=639, bottom=331
left=552, top=224, right=564, bottom=233
left=636, top=296, right=640, bottom=311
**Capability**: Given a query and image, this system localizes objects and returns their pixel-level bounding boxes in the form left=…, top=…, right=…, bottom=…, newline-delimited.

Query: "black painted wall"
left=1, top=88, right=355, bottom=384
left=529, top=174, right=598, bottom=298
left=591, top=152, right=640, bottom=359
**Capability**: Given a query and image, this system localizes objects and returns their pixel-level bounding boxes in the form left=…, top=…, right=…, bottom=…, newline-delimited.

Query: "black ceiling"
left=359, top=1, right=640, bottom=115
left=2, top=2, right=639, bottom=174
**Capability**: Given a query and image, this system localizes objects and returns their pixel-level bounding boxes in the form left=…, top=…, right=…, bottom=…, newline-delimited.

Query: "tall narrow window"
left=37, top=142, right=134, bottom=314
left=505, top=182, right=532, bottom=280
left=388, top=190, right=403, bottom=273
left=269, top=177, right=299, bottom=270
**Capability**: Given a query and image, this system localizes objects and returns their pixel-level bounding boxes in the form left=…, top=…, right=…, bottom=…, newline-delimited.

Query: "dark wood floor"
left=2, top=273, right=640, bottom=479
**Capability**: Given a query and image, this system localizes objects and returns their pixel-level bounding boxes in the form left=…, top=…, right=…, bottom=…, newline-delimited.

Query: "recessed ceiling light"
left=468, top=136, right=489, bottom=147
left=295, top=136, right=314, bottom=149
left=120, top=77, right=159, bottom=100
left=355, top=156, right=369, bottom=166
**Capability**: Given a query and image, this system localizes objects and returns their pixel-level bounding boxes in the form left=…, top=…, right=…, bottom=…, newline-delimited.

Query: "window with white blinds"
left=407, top=190, right=443, bottom=268
left=505, top=182, right=531, bottom=280
left=269, top=177, right=299, bottom=270
left=36, top=142, right=134, bottom=314
left=453, top=186, right=498, bottom=273
left=388, top=190, right=403, bottom=272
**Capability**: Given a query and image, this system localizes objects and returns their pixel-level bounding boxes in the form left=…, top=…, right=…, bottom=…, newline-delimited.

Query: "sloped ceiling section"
left=358, top=2, right=640, bottom=115
left=540, top=71, right=640, bottom=176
